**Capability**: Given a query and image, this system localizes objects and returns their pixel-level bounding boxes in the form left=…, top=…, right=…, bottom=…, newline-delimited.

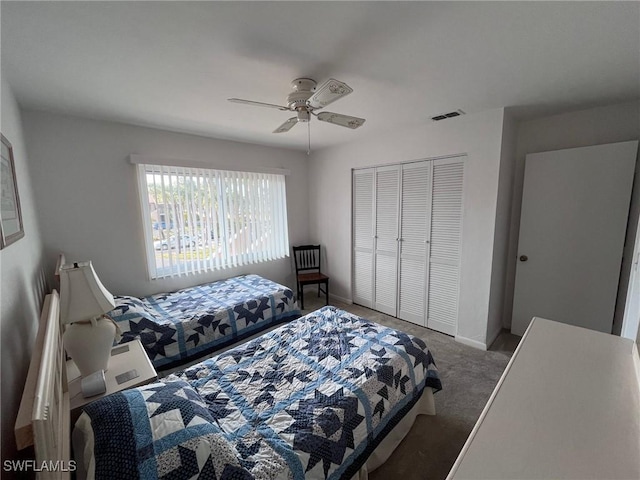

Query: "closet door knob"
left=519, top=255, right=528, bottom=262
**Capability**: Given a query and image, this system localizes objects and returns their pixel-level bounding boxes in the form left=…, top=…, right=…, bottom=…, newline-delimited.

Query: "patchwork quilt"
left=77, top=306, right=442, bottom=480
left=109, top=274, right=300, bottom=370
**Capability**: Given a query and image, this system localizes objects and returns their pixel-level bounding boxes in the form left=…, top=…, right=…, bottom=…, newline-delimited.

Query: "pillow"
left=110, top=296, right=158, bottom=323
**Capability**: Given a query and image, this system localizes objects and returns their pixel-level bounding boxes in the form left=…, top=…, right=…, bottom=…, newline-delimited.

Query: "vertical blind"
left=137, top=164, right=289, bottom=279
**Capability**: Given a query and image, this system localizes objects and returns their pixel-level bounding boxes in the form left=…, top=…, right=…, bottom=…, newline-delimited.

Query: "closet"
left=352, top=156, right=465, bottom=335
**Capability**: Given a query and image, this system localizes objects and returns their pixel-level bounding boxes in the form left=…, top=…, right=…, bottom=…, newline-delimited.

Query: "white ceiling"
left=2, top=1, right=639, bottom=152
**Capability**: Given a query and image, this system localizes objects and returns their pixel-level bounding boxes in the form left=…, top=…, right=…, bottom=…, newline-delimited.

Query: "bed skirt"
left=355, top=387, right=436, bottom=479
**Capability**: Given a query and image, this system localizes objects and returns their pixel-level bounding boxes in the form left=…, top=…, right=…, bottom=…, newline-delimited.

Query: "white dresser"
left=448, top=317, right=640, bottom=479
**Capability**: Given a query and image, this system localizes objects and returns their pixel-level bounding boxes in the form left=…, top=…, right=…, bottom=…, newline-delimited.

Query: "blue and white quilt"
left=109, top=274, right=300, bottom=370
left=76, top=307, right=442, bottom=479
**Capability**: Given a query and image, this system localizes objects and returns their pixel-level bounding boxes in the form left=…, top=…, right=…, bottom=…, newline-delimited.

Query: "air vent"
left=431, top=109, right=465, bottom=121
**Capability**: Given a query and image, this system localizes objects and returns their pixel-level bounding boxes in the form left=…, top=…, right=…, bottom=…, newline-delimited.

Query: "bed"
left=72, top=306, right=442, bottom=479
left=15, top=290, right=71, bottom=479
left=108, top=274, right=300, bottom=371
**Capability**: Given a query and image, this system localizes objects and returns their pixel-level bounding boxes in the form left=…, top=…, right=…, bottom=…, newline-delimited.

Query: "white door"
left=621, top=217, right=640, bottom=341
left=398, top=161, right=431, bottom=325
left=374, top=165, right=400, bottom=316
left=511, top=141, right=638, bottom=336
left=427, top=157, right=465, bottom=336
left=352, top=168, right=375, bottom=308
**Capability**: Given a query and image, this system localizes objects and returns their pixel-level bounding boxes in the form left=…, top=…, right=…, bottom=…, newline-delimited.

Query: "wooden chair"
left=293, top=245, right=329, bottom=310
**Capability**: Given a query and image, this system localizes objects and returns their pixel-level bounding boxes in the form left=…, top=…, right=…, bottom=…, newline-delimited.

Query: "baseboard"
left=330, top=294, right=353, bottom=305
left=455, top=335, right=487, bottom=351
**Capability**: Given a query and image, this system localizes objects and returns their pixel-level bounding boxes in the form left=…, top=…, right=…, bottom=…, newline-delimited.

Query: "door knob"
left=519, top=255, right=528, bottom=262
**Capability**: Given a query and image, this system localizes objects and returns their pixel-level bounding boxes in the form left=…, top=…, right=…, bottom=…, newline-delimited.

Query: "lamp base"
left=63, top=316, right=116, bottom=377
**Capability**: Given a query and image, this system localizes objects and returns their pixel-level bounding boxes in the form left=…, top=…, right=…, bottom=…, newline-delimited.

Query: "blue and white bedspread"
left=109, top=274, right=300, bottom=370
left=76, top=306, right=442, bottom=480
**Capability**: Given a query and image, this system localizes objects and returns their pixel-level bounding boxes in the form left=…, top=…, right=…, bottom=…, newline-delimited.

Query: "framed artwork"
left=1, top=134, right=24, bottom=248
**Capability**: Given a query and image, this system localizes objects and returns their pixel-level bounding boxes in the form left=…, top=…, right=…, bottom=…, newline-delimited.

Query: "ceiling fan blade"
left=307, top=79, right=353, bottom=109
left=316, top=112, right=365, bottom=129
left=273, top=117, right=298, bottom=133
left=228, top=98, right=290, bottom=111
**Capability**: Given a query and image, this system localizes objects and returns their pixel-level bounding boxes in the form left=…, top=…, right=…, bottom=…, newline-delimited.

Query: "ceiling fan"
left=228, top=78, right=366, bottom=135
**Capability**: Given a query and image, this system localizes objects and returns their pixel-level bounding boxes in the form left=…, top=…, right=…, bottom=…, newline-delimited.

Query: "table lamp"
left=59, top=261, right=117, bottom=377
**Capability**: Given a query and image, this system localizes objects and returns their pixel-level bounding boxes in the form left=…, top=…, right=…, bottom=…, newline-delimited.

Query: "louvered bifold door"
left=398, top=161, right=431, bottom=326
left=374, top=165, right=401, bottom=316
left=352, top=168, right=375, bottom=308
left=427, top=157, right=465, bottom=336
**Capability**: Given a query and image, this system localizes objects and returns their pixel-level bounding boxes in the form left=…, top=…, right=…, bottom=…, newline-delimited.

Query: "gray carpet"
left=301, top=295, right=519, bottom=480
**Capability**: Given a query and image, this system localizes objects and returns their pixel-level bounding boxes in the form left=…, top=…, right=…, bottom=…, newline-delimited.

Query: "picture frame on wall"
left=1, top=134, right=24, bottom=248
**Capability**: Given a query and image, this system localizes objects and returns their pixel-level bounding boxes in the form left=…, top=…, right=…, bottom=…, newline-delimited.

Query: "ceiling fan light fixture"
left=296, top=109, right=310, bottom=123
left=230, top=77, right=365, bottom=149
left=287, top=91, right=313, bottom=109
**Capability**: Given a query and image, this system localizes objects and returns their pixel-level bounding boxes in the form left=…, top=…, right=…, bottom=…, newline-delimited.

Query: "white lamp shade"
left=59, top=261, right=115, bottom=324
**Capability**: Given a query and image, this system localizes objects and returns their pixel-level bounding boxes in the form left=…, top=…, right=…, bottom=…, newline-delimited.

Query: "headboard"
left=14, top=290, right=71, bottom=479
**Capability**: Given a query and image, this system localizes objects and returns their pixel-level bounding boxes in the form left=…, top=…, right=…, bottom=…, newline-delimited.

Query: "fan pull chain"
left=307, top=121, right=311, bottom=156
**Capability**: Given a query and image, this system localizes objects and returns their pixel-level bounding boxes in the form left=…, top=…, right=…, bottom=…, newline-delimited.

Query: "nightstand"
left=67, top=339, right=157, bottom=412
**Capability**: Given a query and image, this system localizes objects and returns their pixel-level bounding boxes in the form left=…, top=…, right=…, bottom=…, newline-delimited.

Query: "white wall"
left=503, top=101, right=640, bottom=332
left=23, top=111, right=309, bottom=297
left=309, top=109, right=506, bottom=347
left=486, top=109, right=518, bottom=346
left=0, top=77, right=48, bottom=464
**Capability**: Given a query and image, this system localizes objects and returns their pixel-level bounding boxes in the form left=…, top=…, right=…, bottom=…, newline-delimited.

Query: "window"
left=136, top=163, right=289, bottom=279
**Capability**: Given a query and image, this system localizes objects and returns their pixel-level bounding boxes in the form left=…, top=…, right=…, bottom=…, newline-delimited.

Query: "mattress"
left=109, top=274, right=300, bottom=370
left=74, top=306, right=442, bottom=479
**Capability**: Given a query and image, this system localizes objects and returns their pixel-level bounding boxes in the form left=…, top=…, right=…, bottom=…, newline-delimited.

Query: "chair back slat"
left=292, top=245, right=329, bottom=309
left=293, top=245, right=322, bottom=274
